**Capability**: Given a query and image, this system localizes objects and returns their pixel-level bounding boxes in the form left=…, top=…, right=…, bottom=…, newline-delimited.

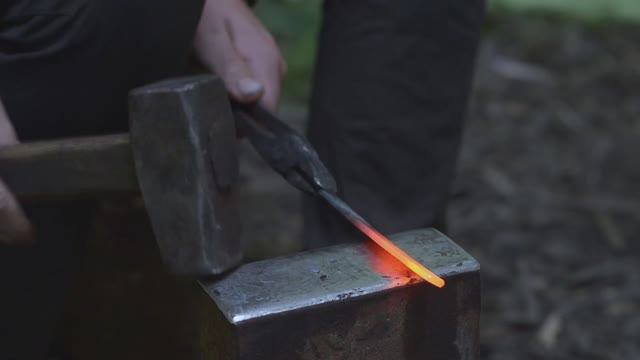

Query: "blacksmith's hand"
left=0, top=99, right=34, bottom=245
left=194, top=0, right=286, bottom=112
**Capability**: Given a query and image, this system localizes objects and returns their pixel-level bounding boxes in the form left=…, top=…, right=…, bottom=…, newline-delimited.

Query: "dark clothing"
left=304, top=0, right=486, bottom=247
left=0, top=1, right=203, bottom=358
left=1, top=0, right=203, bottom=140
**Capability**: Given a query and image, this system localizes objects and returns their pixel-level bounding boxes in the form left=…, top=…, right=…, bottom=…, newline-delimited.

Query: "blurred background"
left=235, top=0, right=640, bottom=359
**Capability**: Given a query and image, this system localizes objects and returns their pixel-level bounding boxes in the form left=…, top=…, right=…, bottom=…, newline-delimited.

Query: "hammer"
left=0, top=76, right=250, bottom=276
left=0, top=75, right=336, bottom=276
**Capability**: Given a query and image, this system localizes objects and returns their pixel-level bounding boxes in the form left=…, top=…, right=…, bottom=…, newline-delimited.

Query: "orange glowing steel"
left=365, top=242, right=418, bottom=288
left=353, top=220, right=446, bottom=288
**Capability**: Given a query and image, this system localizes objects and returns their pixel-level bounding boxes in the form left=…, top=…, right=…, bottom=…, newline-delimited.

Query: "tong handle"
left=230, top=102, right=337, bottom=195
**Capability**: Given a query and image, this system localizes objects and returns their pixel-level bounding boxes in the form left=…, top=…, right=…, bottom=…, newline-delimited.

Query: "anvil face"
left=199, top=228, right=480, bottom=360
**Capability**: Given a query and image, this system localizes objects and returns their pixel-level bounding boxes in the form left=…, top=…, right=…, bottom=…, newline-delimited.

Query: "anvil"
left=63, top=228, right=480, bottom=360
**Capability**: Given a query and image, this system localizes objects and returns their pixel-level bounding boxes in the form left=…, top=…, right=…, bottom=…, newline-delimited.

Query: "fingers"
left=228, top=14, right=286, bottom=112
left=247, top=49, right=285, bottom=112
left=221, top=19, right=266, bottom=104
left=0, top=99, right=19, bottom=146
left=195, top=17, right=264, bottom=104
left=0, top=99, right=34, bottom=246
left=194, top=0, right=285, bottom=112
left=0, top=178, right=34, bottom=246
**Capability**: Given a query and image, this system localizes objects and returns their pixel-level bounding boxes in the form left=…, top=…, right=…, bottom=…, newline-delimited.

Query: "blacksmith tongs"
left=232, top=103, right=446, bottom=288
left=233, top=103, right=337, bottom=196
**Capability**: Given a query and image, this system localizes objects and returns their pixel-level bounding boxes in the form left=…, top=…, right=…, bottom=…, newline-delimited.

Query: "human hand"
left=193, top=0, right=286, bottom=111
left=0, top=99, right=34, bottom=245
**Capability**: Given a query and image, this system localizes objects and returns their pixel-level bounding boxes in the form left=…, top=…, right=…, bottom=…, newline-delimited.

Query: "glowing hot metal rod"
left=319, top=190, right=446, bottom=288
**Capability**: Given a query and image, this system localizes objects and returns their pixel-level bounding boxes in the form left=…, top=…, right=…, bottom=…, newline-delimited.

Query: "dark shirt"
left=0, top=0, right=203, bottom=140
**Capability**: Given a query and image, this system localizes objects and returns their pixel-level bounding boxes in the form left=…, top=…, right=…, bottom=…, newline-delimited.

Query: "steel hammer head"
left=128, top=75, right=242, bottom=276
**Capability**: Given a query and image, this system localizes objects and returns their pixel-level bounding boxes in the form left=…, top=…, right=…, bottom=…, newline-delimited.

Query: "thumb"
left=218, top=33, right=264, bottom=104
left=0, top=178, right=34, bottom=245
left=0, top=99, right=19, bottom=146
left=226, top=70, right=264, bottom=104
left=0, top=99, right=34, bottom=245
left=194, top=19, right=265, bottom=104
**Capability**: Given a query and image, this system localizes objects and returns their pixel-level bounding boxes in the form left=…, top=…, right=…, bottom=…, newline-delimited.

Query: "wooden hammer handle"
left=0, top=133, right=138, bottom=198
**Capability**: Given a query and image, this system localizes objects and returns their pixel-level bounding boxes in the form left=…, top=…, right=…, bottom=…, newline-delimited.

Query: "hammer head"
left=128, top=75, right=242, bottom=276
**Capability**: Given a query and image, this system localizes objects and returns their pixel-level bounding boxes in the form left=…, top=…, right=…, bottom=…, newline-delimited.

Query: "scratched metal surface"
left=200, top=228, right=478, bottom=324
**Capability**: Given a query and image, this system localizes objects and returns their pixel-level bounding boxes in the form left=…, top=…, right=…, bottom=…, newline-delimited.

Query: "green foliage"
left=254, top=0, right=640, bottom=103
left=255, top=0, right=322, bottom=103
left=490, top=0, right=640, bottom=24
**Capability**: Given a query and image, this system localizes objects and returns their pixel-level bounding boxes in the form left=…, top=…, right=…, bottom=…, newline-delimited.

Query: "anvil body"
left=199, top=228, right=480, bottom=360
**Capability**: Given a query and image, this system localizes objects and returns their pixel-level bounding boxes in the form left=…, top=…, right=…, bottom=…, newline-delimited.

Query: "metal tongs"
left=232, top=103, right=337, bottom=195
left=232, top=103, right=445, bottom=288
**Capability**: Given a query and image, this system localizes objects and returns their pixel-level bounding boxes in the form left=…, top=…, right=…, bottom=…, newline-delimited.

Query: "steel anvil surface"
left=199, top=228, right=480, bottom=360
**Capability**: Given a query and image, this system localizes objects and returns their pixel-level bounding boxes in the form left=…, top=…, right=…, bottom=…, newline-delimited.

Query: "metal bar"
left=199, top=228, right=480, bottom=360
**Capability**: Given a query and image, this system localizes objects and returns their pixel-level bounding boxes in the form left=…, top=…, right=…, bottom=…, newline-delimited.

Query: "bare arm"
left=0, top=99, right=34, bottom=245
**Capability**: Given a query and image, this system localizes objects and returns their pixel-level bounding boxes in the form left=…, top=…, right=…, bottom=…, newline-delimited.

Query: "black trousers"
left=304, top=0, right=486, bottom=247
left=0, top=0, right=485, bottom=357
